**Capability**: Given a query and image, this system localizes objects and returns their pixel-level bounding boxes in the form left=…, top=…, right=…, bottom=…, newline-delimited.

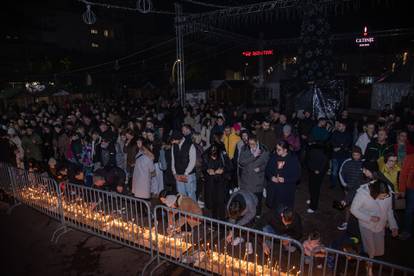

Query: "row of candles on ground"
left=19, top=185, right=192, bottom=253
left=19, top=186, right=300, bottom=275
left=194, top=242, right=300, bottom=275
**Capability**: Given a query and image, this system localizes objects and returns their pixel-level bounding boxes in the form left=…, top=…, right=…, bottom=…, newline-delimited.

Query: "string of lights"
left=77, top=0, right=175, bottom=15
left=184, top=0, right=300, bottom=23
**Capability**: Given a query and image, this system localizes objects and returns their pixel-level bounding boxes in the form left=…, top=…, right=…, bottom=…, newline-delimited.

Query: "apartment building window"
left=90, top=29, right=98, bottom=34
left=91, top=42, right=99, bottom=48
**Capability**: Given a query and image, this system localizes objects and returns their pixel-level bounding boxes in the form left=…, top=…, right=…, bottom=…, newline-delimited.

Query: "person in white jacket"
left=350, top=180, right=398, bottom=261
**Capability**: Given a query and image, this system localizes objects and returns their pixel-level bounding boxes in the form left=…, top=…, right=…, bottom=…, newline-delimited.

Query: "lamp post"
left=171, top=59, right=181, bottom=83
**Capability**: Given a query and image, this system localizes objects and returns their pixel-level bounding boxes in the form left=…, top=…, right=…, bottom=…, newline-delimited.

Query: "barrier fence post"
left=6, top=166, right=21, bottom=213
left=309, top=246, right=414, bottom=276
left=3, top=162, right=414, bottom=276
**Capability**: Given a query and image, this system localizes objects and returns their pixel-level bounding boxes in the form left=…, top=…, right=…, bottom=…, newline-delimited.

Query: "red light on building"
left=242, top=50, right=274, bottom=57
left=356, top=26, right=374, bottom=47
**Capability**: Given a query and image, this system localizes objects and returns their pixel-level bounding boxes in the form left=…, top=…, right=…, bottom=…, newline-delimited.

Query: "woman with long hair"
left=202, top=144, right=231, bottom=220
left=265, top=139, right=301, bottom=211
left=350, top=180, right=398, bottom=275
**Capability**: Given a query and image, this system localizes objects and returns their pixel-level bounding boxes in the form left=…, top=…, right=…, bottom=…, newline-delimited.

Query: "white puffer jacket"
left=350, top=184, right=398, bottom=233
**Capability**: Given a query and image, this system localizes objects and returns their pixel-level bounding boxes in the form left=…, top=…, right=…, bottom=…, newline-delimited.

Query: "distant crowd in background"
left=1, top=97, right=414, bottom=272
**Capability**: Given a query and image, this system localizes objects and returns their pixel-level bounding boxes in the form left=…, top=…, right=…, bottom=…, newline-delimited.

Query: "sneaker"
left=197, top=200, right=205, bottom=209
left=317, top=264, right=323, bottom=269
left=306, top=199, right=311, bottom=205
left=399, top=232, right=412, bottom=240
left=337, top=222, right=348, bottom=231
left=306, top=208, right=315, bottom=214
left=232, top=237, right=245, bottom=246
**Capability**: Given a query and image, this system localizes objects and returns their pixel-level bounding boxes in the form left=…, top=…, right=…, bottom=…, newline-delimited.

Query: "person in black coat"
left=306, top=142, right=329, bottom=212
left=202, top=144, right=232, bottom=220
left=265, top=140, right=301, bottom=211
left=261, top=207, right=303, bottom=254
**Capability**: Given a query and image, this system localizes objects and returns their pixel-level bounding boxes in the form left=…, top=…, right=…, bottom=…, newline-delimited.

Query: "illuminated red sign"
left=355, top=26, right=375, bottom=47
left=242, top=50, right=274, bottom=57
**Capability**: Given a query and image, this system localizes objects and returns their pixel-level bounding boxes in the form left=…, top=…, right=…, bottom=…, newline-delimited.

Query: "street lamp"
left=171, top=59, right=181, bottom=83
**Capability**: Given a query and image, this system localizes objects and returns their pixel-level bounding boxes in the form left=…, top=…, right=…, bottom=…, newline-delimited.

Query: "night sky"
left=0, top=0, right=412, bottom=83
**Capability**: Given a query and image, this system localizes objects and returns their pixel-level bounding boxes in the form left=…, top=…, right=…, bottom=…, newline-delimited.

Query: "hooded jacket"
left=223, top=129, right=241, bottom=160
left=350, top=184, right=398, bottom=233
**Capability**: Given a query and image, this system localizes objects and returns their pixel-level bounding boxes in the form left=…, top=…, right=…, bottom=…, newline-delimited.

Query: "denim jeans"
left=330, top=158, right=345, bottom=187
left=263, top=224, right=276, bottom=235
left=403, top=188, right=414, bottom=234
left=263, top=224, right=295, bottom=251
left=176, top=173, right=197, bottom=201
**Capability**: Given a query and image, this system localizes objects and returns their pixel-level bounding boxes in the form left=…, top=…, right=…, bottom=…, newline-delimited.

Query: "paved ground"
left=0, top=203, right=201, bottom=276
left=0, top=173, right=413, bottom=275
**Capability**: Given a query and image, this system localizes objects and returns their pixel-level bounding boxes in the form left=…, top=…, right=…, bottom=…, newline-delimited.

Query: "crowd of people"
left=1, top=98, right=413, bottom=272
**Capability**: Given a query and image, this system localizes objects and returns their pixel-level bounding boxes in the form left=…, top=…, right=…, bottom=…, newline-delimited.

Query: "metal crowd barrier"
left=149, top=205, right=305, bottom=276
left=1, top=163, right=154, bottom=255
left=308, top=246, right=414, bottom=276
left=8, top=166, right=62, bottom=221
left=0, top=163, right=14, bottom=196
left=1, top=162, right=414, bottom=276
left=61, top=182, right=154, bottom=255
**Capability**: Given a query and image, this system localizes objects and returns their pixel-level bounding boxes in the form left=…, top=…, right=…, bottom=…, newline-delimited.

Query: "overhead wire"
left=181, top=0, right=230, bottom=9
left=55, top=37, right=176, bottom=76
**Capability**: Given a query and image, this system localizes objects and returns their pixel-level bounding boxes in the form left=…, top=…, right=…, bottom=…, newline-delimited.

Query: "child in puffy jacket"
left=303, top=231, right=325, bottom=268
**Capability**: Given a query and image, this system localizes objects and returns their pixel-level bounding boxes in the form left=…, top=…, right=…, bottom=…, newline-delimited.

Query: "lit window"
left=90, top=29, right=98, bottom=34
left=341, top=63, right=347, bottom=71
left=104, top=30, right=109, bottom=37
left=91, top=42, right=99, bottom=48
left=360, top=76, right=373, bottom=84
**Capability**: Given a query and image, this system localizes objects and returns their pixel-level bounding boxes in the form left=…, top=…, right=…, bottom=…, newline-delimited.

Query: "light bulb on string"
left=82, top=4, right=96, bottom=25
left=136, top=0, right=153, bottom=14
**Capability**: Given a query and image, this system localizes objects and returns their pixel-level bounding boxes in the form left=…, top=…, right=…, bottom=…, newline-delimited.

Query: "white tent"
left=371, top=82, right=411, bottom=110
left=371, top=63, right=413, bottom=110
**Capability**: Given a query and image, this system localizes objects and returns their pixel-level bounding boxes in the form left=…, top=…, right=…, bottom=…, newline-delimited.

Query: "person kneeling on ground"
left=303, top=231, right=325, bottom=268
left=159, top=190, right=203, bottom=235
left=225, top=189, right=258, bottom=246
left=261, top=207, right=303, bottom=254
